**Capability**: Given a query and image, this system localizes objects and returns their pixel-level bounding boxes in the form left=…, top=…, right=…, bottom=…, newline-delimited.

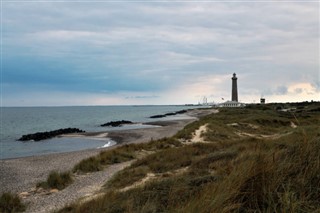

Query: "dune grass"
left=0, top=192, right=26, bottom=213
left=57, top=102, right=320, bottom=212
left=73, top=148, right=136, bottom=173
left=73, top=137, right=182, bottom=173
left=37, top=171, right=73, bottom=190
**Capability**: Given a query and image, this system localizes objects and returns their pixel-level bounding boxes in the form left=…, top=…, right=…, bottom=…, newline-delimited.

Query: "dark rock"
left=18, top=128, right=85, bottom=142
left=100, top=120, right=134, bottom=127
left=164, top=112, right=177, bottom=116
left=149, top=114, right=166, bottom=118
left=175, top=110, right=188, bottom=114
left=149, top=109, right=188, bottom=119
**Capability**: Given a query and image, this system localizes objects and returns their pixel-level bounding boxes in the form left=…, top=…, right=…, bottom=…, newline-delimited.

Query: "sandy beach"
left=0, top=109, right=216, bottom=213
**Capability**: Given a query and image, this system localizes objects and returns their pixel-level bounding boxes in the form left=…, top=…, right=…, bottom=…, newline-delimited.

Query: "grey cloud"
left=276, top=86, right=288, bottom=95
left=2, top=1, right=319, bottom=105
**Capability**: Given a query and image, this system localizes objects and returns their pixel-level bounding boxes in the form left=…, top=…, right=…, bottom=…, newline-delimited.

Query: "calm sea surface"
left=0, top=105, right=201, bottom=159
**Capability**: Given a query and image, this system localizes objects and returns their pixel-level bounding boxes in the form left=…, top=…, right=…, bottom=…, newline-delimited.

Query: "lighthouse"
left=231, top=73, right=238, bottom=102
left=218, top=73, right=244, bottom=107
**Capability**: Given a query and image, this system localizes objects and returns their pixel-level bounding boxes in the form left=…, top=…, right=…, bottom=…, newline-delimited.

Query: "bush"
left=0, top=192, right=26, bottom=213
left=37, top=171, right=73, bottom=190
left=99, top=149, right=135, bottom=165
left=73, top=147, right=137, bottom=173
left=106, top=166, right=149, bottom=189
left=73, top=157, right=102, bottom=173
left=141, top=137, right=182, bottom=150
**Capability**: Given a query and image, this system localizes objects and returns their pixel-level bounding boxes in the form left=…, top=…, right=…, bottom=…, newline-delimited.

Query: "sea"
left=0, top=105, right=203, bottom=160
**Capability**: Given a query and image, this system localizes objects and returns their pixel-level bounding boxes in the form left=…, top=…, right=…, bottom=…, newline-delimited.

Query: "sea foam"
left=97, top=140, right=117, bottom=149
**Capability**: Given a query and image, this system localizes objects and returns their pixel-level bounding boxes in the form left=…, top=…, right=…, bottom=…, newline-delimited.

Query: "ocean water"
left=0, top=105, right=201, bottom=159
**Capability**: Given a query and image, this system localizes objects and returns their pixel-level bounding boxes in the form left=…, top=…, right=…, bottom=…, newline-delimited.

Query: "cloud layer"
left=2, top=1, right=319, bottom=106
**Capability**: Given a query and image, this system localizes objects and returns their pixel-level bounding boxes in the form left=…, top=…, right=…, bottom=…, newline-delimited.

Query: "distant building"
left=219, top=100, right=244, bottom=108
left=260, top=98, right=266, bottom=104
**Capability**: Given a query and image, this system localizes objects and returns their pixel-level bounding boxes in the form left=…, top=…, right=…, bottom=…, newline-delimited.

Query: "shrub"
left=73, top=146, right=137, bottom=173
left=0, top=192, right=26, bottom=213
left=106, top=166, right=149, bottom=189
left=73, top=157, right=102, bottom=173
left=37, top=171, right=73, bottom=190
left=99, top=149, right=135, bottom=165
left=72, top=138, right=182, bottom=174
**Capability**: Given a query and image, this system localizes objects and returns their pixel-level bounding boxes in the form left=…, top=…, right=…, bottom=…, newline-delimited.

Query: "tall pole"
left=232, top=73, right=238, bottom=102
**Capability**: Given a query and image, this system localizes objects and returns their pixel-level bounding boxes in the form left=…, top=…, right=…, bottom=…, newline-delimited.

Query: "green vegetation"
left=57, top=102, right=320, bottom=212
left=72, top=145, right=137, bottom=173
left=37, top=171, right=73, bottom=190
left=0, top=192, right=26, bottom=213
left=73, top=137, right=181, bottom=173
left=73, top=156, right=102, bottom=173
left=72, top=148, right=137, bottom=173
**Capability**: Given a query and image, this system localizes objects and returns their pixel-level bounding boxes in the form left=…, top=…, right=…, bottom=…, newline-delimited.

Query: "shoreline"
left=0, top=108, right=216, bottom=212
left=0, top=119, right=195, bottom=191
left=0, top=119, right=191, bottom=161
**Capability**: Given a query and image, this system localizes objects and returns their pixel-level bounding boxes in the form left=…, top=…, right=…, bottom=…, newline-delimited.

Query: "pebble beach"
left=0, top=109, right=216, bottom=212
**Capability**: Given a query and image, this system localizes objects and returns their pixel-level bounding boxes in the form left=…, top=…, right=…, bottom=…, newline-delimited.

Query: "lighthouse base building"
left=219, top=100, right=244, bottom=108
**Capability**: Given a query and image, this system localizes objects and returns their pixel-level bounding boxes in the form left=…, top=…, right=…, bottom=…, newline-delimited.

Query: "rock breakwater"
left=100, top=120, right=134, bottom=127
left=149, top=110, right=188, bottom=118
left=18, top=128, right=85, bottom=142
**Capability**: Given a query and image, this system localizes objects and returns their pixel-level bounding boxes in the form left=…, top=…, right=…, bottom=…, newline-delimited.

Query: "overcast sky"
left=2, top=1, right=319, bottom=106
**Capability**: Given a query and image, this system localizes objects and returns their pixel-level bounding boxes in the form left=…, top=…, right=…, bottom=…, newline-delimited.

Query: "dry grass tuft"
left=37, top=171, right=73, bottom=190
left=0, top=192, right=26, bottom=213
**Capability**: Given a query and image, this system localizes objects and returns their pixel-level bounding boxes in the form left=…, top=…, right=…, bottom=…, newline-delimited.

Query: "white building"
left=218, top=100, right=245, bottom=108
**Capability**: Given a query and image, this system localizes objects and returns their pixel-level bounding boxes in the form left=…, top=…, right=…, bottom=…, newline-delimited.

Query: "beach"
left=0, top=108, right=216, bottom=213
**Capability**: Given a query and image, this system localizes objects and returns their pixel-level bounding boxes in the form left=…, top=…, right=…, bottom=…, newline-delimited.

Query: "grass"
left=57, top=102, right=320, bottom=212
left=37, top=171, right=73, bottom=190
left=105, top=166, right=150, bottom=189
left=0, top=192, right=26, bottom=213
left=73, top=156, right=103, bottom=173
left=73, top=137, right=182, bottom=173
left=135, top=143, right=218, bottom=173
left=179, top=137, right=320, bottom=213
left=72, top=146, right=138, bottom=173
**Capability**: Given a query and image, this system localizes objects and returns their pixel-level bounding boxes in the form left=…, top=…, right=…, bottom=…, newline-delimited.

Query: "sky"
left=1, top=0, right=319, bottom=106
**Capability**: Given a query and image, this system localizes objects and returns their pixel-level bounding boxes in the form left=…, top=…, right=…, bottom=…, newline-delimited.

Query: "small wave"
left=97, top=141, right=116, bottom=149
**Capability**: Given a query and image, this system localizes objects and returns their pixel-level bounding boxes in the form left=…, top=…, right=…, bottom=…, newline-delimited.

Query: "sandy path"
left=191, top=124, right=208, bottom=143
